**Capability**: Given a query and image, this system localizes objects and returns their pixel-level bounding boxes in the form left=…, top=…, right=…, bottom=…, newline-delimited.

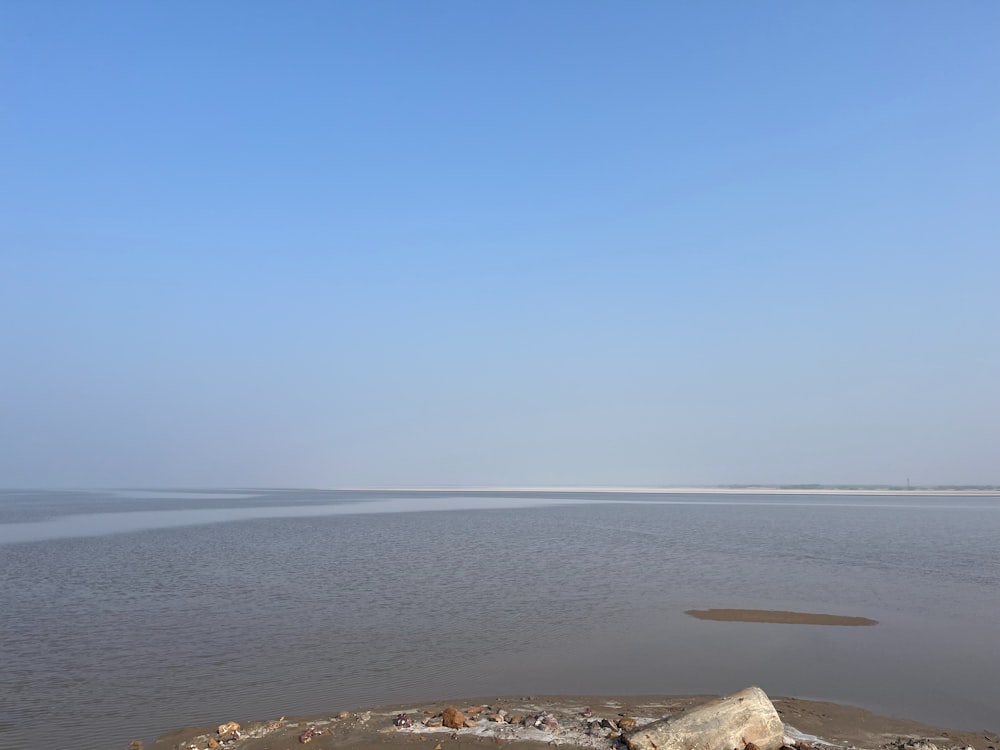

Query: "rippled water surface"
left=1, top=489, right=998, bottom=750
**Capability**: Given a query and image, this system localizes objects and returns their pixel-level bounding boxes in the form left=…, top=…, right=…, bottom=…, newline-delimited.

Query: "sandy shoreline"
left=150, top=693, right=999, bottom=750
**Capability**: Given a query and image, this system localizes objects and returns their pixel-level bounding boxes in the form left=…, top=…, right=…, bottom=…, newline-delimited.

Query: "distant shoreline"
left=337, top=485, right=1000, bottom=496
left=5, top=486, right=999, bottom=496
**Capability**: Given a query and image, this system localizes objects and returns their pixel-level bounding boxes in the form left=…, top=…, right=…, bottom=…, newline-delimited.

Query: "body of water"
left=1, top=489, right=998, bottom=750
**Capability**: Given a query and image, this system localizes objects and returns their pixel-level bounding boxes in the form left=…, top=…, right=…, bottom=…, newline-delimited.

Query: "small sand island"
left=685, top=609, right=879, bottom=626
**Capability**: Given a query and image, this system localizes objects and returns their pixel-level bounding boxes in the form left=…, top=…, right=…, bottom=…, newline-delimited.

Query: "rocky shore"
left=146, top=692, right=998, bottom=750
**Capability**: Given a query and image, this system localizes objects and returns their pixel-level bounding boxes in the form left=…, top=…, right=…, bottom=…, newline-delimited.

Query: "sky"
left=1, top=1, right=998, bottom=488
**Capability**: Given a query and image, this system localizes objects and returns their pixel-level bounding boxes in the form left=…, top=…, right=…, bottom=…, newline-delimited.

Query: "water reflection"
left=0, top=496, right=598, bottom=545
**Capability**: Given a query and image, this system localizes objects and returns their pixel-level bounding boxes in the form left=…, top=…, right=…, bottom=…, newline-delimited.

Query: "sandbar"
left=685, top=609, right=878, bottom=626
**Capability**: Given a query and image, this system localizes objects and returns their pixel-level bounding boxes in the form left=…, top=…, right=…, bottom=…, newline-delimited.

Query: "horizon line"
left=5, top=484, right=999, bottom=496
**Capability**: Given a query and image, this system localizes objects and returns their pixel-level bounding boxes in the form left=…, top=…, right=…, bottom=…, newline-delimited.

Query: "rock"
left=299, top=726, right=319, bottom=743
left=129, top=742, right=144, bottom=750
left=464, top=719, right=478, bottom=728
left=442, top=706, right=465, bottom=730
left=624, top=687, right=784, bottom=750
left=618, top=718, right=638, bottom=731
left=218, top=722, right=241, bottom=736
left=539, top=714, right=559, bottom=732
left=207, top=740, right=219, bottom=749
left=424, top=717, right=444, bottom=728
left=747, top=743, right=761, bottom=750
left=602, top=718, right=617, bottom=729
left=395, top=713, right=413, bottom=728
left=508, top=715, right=522, bottom=724
left=488, top=714, right=505, bottom=722
left=466, top=706, right=485, bottom=715
left=337, top=711, right=351, bottom=720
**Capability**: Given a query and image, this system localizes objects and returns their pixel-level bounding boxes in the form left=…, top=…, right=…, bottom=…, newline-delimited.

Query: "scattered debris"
left=299, top=725, right=319, bottom=743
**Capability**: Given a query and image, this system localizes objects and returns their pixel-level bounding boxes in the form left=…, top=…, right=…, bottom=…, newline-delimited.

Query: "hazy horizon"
left=2, top=3, right=998, bottom=488
left=3, top=483, right=998, bottom=493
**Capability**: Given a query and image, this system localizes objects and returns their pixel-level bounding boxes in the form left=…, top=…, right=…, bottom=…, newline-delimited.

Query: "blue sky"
left=2, top=2, right=998, bottom=487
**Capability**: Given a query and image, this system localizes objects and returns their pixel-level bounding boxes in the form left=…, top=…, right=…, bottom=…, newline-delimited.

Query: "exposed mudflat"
left=685, top=609, right=879, bottom=626
left=149, top=693, right=998, bottom=750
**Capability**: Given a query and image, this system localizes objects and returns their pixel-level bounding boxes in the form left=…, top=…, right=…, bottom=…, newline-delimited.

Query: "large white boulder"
left=625, top=687, right=784, bottom=750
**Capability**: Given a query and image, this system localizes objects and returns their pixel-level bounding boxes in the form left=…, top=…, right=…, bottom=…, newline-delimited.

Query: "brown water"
left=1, top=489, right=998, bottom=750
